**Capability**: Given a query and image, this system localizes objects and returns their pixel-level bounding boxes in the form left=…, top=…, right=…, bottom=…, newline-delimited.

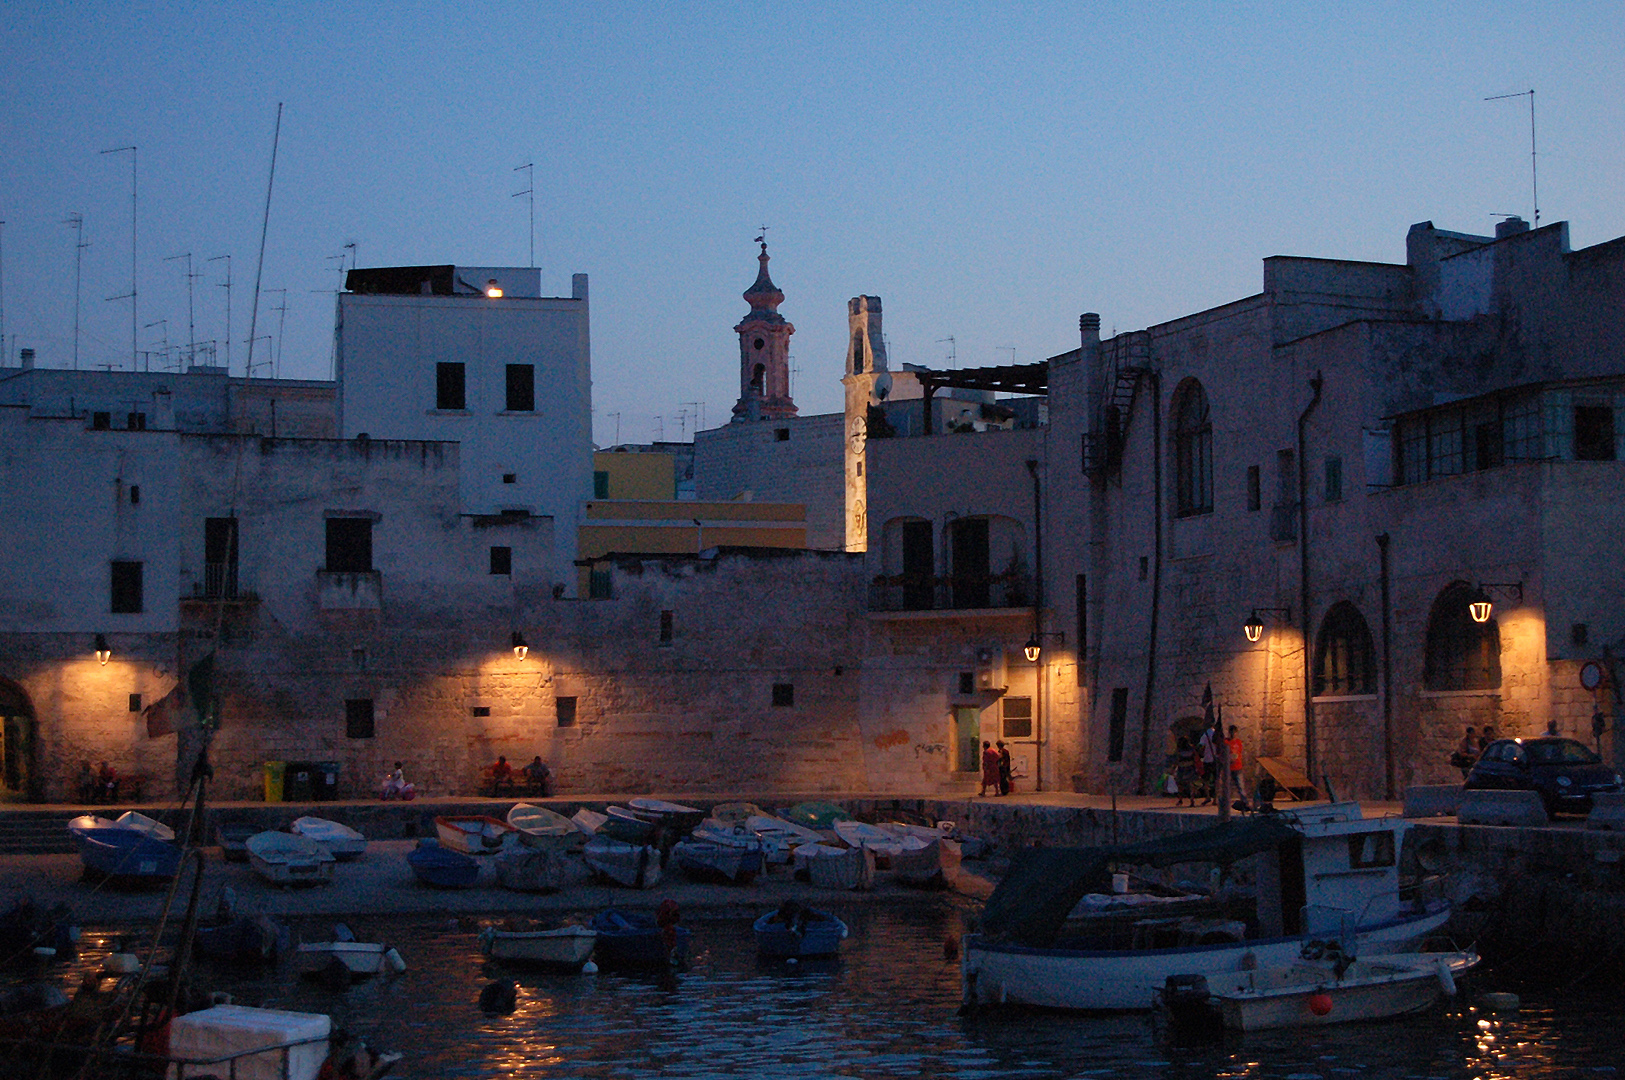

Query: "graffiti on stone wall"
left=913, top=742, right=945, bottom=758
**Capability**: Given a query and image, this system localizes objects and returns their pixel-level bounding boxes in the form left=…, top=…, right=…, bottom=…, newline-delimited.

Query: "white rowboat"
left=290, top=816, right=367, bottom=860
left=246, top=831, right=336, bottom=885
left=478, top=924, right=597, bottom=970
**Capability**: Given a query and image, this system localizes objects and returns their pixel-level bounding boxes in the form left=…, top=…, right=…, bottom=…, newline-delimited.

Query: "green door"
left=955, top=707, right=981, bottom=773
left=0, top=680, right=36, bottom=802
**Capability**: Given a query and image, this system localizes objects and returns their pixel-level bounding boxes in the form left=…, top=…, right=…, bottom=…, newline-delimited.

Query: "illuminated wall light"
left=510, top=631, right=528, bottom=660
left=1471, top=582, right=1522, bottom=624
left=94, top=634, right=111, bottom=665
left=486, top=279, right=503, bottom=298
left=1243, top=607, right=1291, bottom=643
left=1469, top=600, right=1493, bottom=624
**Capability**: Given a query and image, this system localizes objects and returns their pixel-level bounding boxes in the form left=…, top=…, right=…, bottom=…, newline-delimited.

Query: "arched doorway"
left=0, top=678, right=37, bottom=802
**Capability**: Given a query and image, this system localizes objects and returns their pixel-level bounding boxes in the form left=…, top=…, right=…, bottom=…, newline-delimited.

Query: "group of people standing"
left=979, top=740, right=1015, bottom=796
left=1169, top=722, right=1248, bottom=808
left=1451, top=724, right=1499, bottom=778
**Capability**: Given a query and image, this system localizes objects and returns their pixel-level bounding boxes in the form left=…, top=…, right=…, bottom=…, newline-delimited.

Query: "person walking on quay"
left=979, top=741, right=1000, bottom=797
left=1173, top=735, right=1198, bottom=806
left=996, top=741, right=1013, bottom=796
left=1197, top=723, right=1218, bottom=805
left=1226, top=725, right=1249, bottom=808
left=1451, top=726, right=1478, bottom=778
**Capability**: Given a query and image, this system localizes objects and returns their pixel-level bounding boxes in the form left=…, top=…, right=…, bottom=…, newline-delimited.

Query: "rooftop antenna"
left=266, top=288, right=288, bottom=379
left=683, top=401, right=702, bottom=436
left=64, top=214, right=89, bottom=369
left=208, top=255, right=232, bottom=373
left=343, top=241, right=356, bottom=273
left=100, top=145, right=137, bottom=370
left=1485, top=89, right=1538, bottom=227
left=245, top=103, right=283, bottom=379
left=936, top=335, right=957, bottom=369
left=165, top=252, right=197, bottom=367
left=788, top=351, right=799, bottom=399
left=144, top=318, right=169, bottom=372
left=513, top=162, right=535, bottom=268
left=655, top=415, right=664, bottom=442
left=998, top=346, right=1016, bottom=367
left=608, top=411, right=621, bottom=446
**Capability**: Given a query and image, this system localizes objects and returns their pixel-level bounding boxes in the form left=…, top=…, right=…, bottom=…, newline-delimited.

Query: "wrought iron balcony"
left=868, top=570, right=1034, bottom=613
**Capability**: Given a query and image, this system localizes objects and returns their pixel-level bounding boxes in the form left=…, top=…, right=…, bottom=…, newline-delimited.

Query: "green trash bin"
left=314, top=761, right=342, bottom=801
left=285, top=761, right=315, bottom=802
left=263, top=761, right=286, bottom=803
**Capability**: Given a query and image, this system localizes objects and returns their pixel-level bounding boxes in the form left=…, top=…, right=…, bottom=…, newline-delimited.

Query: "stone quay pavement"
left=0, top=790, right=1406, bottom=927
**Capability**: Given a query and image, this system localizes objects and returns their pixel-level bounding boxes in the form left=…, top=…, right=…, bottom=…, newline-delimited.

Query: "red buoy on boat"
left=1308, top=992, right=1334, bottom=1016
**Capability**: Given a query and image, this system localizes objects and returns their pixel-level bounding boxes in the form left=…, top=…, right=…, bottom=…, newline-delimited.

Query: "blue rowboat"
left=753, top=904, right=848, bottom=959
left=68, top=820, right=182, bottom=881
left=406, top=838, right=480, bottom=888
left=590, top=907, right=690, bottom=970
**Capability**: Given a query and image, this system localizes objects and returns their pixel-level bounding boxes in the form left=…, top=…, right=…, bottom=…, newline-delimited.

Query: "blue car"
left=1464, top=737, right=1623, bottom=815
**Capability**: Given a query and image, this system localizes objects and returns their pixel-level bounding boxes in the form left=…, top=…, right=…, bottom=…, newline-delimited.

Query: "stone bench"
left=1587, top=792, right=1625, bottom=831
left=1402, top=784, right=1463, bottom=818
left=1456, top=788, right=1549, bottom=827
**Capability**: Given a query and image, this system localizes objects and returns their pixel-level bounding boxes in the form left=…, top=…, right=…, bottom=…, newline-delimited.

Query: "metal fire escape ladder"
left=1082, top=331, right=1153, bottom=480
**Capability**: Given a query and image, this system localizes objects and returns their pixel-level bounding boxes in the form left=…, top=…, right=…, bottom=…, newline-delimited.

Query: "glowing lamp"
left=485, top=279, right=503, bottom=298
left=94, top=634, right=111, bottom=665
left=1023, top=635, right=1041, bottom=663
left=1469, top=599, right=1493, bottom=624
left=1243, top=614, right=1264, bottom=643
left=510, top=631, right=528, bottom=661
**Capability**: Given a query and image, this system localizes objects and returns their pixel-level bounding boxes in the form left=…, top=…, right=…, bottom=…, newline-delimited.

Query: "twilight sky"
left=2, top=3, right=1621, bottom=446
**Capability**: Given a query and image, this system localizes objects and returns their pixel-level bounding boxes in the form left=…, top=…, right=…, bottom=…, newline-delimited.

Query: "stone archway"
left=0, top=678, right=37, bottom=802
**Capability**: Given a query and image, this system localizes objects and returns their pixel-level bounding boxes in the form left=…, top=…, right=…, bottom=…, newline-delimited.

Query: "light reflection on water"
left=30, top=905, right=1625, bottom=1079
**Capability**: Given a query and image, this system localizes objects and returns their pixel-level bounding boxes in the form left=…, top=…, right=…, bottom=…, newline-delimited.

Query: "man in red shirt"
left=1225, top=726, right=1248, bottom=806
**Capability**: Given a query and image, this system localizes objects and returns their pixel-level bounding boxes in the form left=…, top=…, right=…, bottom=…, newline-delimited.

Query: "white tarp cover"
left=166, top=1004, right=330, bottom=1080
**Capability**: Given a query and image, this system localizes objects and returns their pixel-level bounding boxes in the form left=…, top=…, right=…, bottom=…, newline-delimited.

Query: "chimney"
left=19, top=348, right=35, bottom=371
left=1495, top=216, right=1530, bottom=239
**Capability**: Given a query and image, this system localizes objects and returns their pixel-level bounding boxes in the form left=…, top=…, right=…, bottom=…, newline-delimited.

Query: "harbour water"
left=28, top=903, right=1625, bottom=1078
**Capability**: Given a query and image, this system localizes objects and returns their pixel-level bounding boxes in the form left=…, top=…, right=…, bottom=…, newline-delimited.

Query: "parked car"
left=1464, top=737, right=1623, bottom=815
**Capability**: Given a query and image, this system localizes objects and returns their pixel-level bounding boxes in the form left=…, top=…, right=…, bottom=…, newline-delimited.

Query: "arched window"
left=1172, top=379, right=1213, bottom=516
left=1314, top=602, right=1376, bottom=696
left=750, top=364, right=765, bottom=393
left=1424, top=582, right=1501, bottom=691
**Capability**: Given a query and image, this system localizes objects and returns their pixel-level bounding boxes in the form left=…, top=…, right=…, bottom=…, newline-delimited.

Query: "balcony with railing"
left=183, top=563, right=259, bottom=603
left=868, top=569, right=1034, bottom=615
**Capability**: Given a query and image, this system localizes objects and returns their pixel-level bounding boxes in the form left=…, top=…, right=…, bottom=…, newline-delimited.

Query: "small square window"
left=345, top=698, right=375, bottom=739
left=326, top=518, right=373, bottom=572
left=503, top=473, right=517, bottom=485
left=1575, top=405, right=1616, bottom=461
left=111, top=560, right=144, bottom=614
left=129, top=484, right=141, bottom=505
left=490, top=546, right=512, bottom=575
left=1573, top=623, right=1589, bottom=647
left=772, top=683, right=794, bottom=707
left=774, top=428, right=790, bottom=442
left=436, top=362, right=466, bottom=410
left=1002, top=695, right=1033, bottom=739
left=958, top=671, right=975, bottom=695
left=589, top=566, right=612, bottom=599
left=351, top=648, right=367, bottom=669
left=556, top=696, right=577, bottom=727
left=659, top=609, right=673, bottom=643
left=506, top=364, right=535, bottom=412
left=471, top=705, right=492, bottom=717
left=856, top=460, right=864, bottom=476
left=128, top=693, right=143, bottom=713
left=127, top=412, right=146, bottom=431
left=593, top=471, right=609, bottom=499
left=1324, top=456, right=1343, bottom=503
left=92, top=411, right=111, bottom=430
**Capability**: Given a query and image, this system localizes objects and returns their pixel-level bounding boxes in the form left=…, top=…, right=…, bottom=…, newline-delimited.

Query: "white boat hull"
left=295, top=941, right=402, bottom=977
left=479, top=925, right=597, bottom=968
left=583, top=838, right=662, bottom=888
left=1212, top=956, right=1454, bottom=1031
left=290, top=817, right=367, bottom=860
left=962, top=905, right=1450, bottom=1011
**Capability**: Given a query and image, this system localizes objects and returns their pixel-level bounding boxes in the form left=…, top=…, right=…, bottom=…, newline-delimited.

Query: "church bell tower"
left=730, top=240, right=797, bottom=422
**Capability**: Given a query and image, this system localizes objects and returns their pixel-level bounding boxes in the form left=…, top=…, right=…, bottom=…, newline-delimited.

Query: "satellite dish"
left=873, top=371, right=893, bottom=401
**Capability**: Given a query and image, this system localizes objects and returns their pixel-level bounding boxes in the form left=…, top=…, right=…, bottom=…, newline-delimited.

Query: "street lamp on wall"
left=1243, top=607, right=1293, bottom=643
left=94, top=634, right=111, bottom=665
left=1023, top=631, right=1065, bottom=663
left=1470, top=582, right=1523, bottom=624
left=510, top=631, right=528, bottom=661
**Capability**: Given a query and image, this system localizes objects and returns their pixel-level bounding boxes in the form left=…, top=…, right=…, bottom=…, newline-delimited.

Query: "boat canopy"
left=978, top=816, right=1302, bottom=946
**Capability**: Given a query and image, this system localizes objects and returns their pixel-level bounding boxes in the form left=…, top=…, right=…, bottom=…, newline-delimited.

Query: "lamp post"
left=1470, top=582, right=1523, bottom=623
left=1243, top=607, right=1293, bottom=643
